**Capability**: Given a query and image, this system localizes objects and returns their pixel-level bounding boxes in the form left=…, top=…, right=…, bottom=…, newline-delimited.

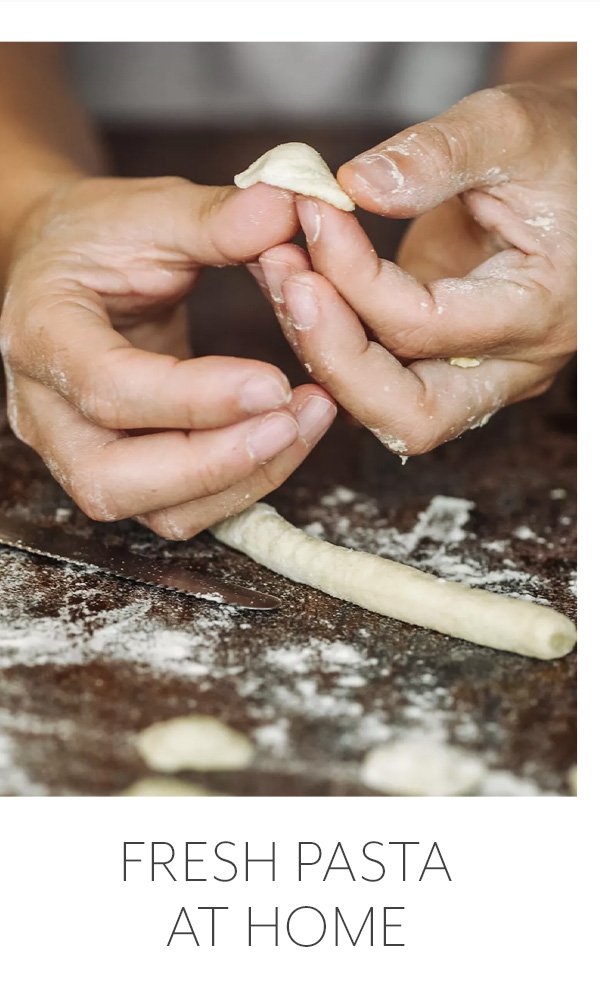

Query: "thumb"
left=181, top=182, right=301, bottom=264
left=120, top=178, right=300, bottom=266
left=338, top=86, right=532, bottom=218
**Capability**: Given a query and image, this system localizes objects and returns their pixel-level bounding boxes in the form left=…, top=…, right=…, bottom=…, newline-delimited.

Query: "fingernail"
left=246, top=411, right=299, bottom=463
left=296, top=395, right=336, bottom=444
left=298, top=199, right=321, bottom=244
left=260, top=256, right=292, bottom=304
left=283, top=279, right=318, bottom=330
left=350, top=152, right=405, bottom=198
left=247, top=261, right=269, bottom=294
left=239, top=374, right=292, bottom=414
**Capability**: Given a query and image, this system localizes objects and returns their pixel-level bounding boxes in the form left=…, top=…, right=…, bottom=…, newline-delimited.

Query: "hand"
left=253, top=83, right=575, bottom=456
left=0, top=177, right=336, bottom=537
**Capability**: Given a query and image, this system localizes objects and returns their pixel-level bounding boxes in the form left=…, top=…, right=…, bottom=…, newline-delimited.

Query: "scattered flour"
left=524, top=213, right=555, bottom=232
left=0, top=552, right=235, bottom=675
left=513, top=524, right=546, bottom=544
left=304, top=490, right=551, bottom=601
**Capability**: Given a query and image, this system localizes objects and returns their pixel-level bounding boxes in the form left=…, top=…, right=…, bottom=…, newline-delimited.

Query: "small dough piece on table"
left=234, top=142, right=355, bottom=211
left=361, top=740, right=485, bottom=796
left=122, top=776, right=220, bottom=797
left=136, top=715, right=255, bottom=773
left=211, top=503, right=576, bottom=660
left=449, top=357, right=481, bottom=368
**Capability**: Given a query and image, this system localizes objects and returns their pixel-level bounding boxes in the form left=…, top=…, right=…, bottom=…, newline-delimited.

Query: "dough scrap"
left=234, top=142, right=355, bottom=211
left=122, top=776, right=220, bottom=797
left=210, top=503, right=576, bottom=660
left=361, top=740, right=485, bottom=796
left=449, top=357, right=481, bottom=368
left=136, top=715, right=255, bottom=773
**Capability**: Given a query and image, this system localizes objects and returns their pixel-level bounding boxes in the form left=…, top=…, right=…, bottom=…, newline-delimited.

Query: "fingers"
left=276, top=270, right=550, bottom=456
left=337, top=86, right=534, bottom=217
left=248, top=244, right=311, bottom=306
left=16, top=367, right=335, bottom=528
left=142, top=178, right=301, bottom=266
left=20, top=375, right=310, bottom=521
left=138, top=385, right=337, bottom=540
left=8, top=290, right=293, bottom=429
left=294, top=198, right=549, bottom=361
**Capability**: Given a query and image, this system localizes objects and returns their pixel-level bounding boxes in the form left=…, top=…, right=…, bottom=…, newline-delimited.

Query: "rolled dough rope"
left=210, top=503, right=576, bottom=660
left=234, top=142, right=355, bottom=212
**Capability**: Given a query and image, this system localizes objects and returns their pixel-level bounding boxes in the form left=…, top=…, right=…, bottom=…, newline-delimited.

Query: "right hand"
left=0, top=177, right=336, bottom=538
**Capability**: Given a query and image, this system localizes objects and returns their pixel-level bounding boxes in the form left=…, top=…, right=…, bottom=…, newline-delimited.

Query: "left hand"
left=252, top=82, right=576, bottom=456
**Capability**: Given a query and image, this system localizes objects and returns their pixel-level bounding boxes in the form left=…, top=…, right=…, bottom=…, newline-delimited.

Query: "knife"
left=0, top=512, right=280, bottom=611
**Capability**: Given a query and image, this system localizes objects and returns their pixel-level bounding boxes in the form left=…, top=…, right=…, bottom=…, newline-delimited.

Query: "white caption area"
left=0, top=797, right=583, bottom=996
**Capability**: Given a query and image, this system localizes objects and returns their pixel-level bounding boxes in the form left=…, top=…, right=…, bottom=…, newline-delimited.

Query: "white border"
left=0, top=2, right=582, bottom=43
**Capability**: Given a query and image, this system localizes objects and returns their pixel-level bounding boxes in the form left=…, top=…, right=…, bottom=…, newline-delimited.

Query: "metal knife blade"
left=0, top=512, right=280, bottom=611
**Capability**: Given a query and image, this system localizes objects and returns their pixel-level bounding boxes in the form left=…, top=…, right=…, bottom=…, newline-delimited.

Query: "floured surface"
left=0, top=382, right=576, bottom=796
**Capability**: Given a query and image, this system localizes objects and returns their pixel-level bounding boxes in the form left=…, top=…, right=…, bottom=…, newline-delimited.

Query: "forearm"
left=0, top=43, right=105, bottom=282
left=494, top=42, right=576, bottom=87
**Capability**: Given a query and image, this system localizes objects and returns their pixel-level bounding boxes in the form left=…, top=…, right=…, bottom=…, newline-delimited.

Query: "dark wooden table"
left=0, top=126, right=576, bottom=796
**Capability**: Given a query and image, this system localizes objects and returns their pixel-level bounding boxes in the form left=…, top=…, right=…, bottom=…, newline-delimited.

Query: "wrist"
left=0, top=155, right=87, bottom=292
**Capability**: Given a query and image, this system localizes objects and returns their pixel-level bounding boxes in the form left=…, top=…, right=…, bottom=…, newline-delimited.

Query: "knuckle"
left=471, top=86, right=532, bottom=143
left=519, top=374, right=555, bottom=402
left=0, top=322, right=18, bottom=366
left=421, top=122, right=462, bottom=177
left=3, top=368, right=37, bottom=447
left=400, top=429, right=435, bottom=457
left=143, top=510, right=196, bottom=541
left=186, top=435, right=245, bottom=497
left=258, top=460, right=288, bottom=492
left=78, top=361, right=124, bottom=428
left=70, top=470, right=119, bottom=523
left=403, top=418, right=444, bottom=455
left=191, top=455, right=230, bottom=498
left=148, top=175, right=191, bottom=194
left=6, top=397, right=33, bottom=447
left=144, top=175, right=196, bottom=212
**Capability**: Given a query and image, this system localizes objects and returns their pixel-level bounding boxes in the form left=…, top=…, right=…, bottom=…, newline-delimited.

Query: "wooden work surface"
left=0, top=126, right=576, bottom=796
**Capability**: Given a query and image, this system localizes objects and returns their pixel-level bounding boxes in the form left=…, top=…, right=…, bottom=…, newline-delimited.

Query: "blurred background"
left=68, top=42, right=495, bottom=125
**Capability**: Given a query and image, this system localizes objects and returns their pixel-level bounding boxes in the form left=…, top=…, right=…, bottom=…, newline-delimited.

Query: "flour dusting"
left=0, top=477, right=573, bottom=796
left=303, top=490, right=551, bottom=600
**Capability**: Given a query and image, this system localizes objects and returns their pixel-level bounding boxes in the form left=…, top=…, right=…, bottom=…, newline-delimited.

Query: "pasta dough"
left=122, top=777, right=219, bottom=796
left=234, top=142, right=355, bottom=211
left=361, top=740, right=485, bottom=796
left=136, top=715, right=255, bottom=773
left=211, top=503, right=576, bottom=660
